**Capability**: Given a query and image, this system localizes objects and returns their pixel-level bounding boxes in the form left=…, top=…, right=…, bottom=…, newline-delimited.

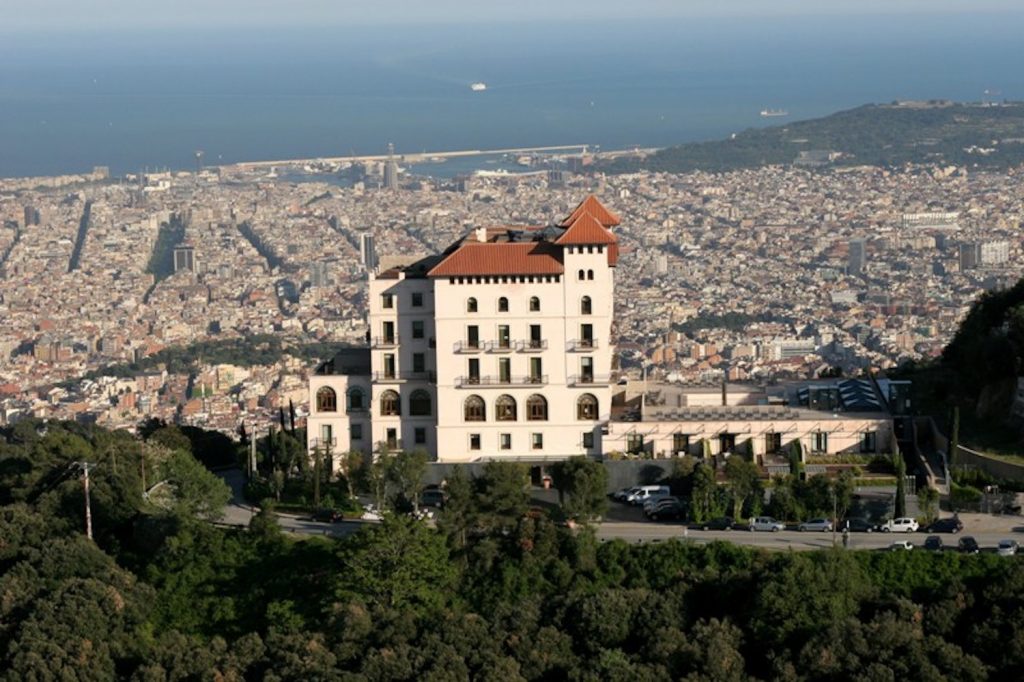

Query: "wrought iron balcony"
left=568, top=373, right=613, bottom=386
left=454, top=374, right=548, bottom=388
left=516, top=339, right=547, bottom=352
left=453, top=340, right=483, bottom=353
left=373, top=371, right=435, bottom=382
left=567, top=338, right=598, bottom=351
left=309, top=436, right=338, bottom=450
left=371, top=336, right=400, bottom=348
left=484, top=340, right=514, bottom=353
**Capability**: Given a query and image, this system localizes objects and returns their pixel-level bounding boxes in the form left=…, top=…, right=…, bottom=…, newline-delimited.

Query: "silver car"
left=798, top=518, right=834, bottom=532
left=998, top=539, right=1019, bottom=557
left=749, top=516, right=785, bottom=532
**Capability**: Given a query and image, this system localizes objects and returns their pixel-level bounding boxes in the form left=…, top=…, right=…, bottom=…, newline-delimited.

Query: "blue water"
left=2, top=14, right=1024, bottom=178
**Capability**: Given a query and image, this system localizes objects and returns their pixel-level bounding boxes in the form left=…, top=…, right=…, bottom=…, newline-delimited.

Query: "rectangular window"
left=627, top=433, right=644, bottom=454
left=765, top=432, right=782, bottom=454
left=412, top=320, right=424, bottom=339
left=580, top=323, right=593, bottom=346
left=532, top=433, right=544, bottom=450
left=581, top=357, right=594, bottom=382
left=381, top=294, right=393, bottom=309
left=412, top=292, right=423, bottom=307
left=529, top=357, right=542, bottom=383
left=468, top=358, right=480, bottom=383
left=413, top=353, right=425, bottom=373
left=497, top=325, right=510, bottom=348
left=467, top=325, right=479, bottom=349
left=415, top=427, right=426, bottom=445
left=500, top=433, right=511, bottom=450
left=814, top=432, right=829, bottom=453
left=861, top=431, right=877, bottom=453
left=673, top=433, right=689, bottom=454
left=499, top=357, right=511, bottom=383
left=382, top=321, right=395, bottom=344
left=320, top=424, right=333, bottom=444
left=386, top=428, right=398, bottom=449
left=583, top=432, right=595, bottom=449
left=383, top=354, right=395, bottom=379
left=470, top=434, right=481, bottom=450
left=350, top=423, right=363, bottom=441
left=529, top=324, right=542, bottom=348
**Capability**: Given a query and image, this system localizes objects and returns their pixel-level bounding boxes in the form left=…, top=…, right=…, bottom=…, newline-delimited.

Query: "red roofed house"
left=307, top=196, right=620, bottom=467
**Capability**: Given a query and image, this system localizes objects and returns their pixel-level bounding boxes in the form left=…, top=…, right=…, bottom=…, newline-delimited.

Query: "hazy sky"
left=4, top=0, right=1022, bottom=31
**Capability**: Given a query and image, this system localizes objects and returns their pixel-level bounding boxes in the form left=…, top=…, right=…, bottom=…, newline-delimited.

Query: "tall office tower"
left=359, top=232, right=378, bottom=271
left=308, top=195, right=620, bottom=464
left=383, top=142, right=398, bottom=190
left=23, top=206, right=40, bottom=227
left=847, top=238, right=865, bottom=274
left=959, top=242, right=980, bottom=271
left=173, top=244, right=196, bottom=273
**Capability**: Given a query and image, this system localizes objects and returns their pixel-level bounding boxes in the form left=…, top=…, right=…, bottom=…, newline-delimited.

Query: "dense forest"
left=608, top=102, right=1024, bottom=174
left=3, top=419, right=1024, bottom=680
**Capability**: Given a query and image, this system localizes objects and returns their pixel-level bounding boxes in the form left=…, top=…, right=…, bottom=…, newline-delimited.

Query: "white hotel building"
left=307, top=196, right=620, bottom=464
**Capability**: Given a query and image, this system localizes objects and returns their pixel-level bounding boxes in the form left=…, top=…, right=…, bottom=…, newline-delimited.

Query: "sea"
left=2, top=13, right=1024, bottom=179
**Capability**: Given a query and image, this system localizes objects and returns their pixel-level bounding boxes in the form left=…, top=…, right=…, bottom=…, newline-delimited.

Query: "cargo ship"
left=760, top=108, right=789, bottom=117
left=470, top=82, right=487, bottom=92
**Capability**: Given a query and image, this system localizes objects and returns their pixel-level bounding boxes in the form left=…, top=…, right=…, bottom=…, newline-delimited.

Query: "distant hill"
left=612, top=101, right=1024, bottom=173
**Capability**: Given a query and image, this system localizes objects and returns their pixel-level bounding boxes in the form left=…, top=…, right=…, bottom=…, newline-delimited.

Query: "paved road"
left=217, top=470, right=1024, bottom=550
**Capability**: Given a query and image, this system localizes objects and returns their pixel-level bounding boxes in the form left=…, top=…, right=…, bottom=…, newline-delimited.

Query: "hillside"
left=615, top=101, right=1024, bottom=173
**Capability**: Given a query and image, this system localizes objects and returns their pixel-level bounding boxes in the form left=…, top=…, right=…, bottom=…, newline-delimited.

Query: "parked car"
left=798, top=518, right=834, bottom=532
left=698, top=516, right=736, bottom=531
left=924, top=517, right=963, bottom=534
left=749, top=516, right=786, bottom=532
left=311, top=508, right=342, bottom=523
left=880, top=517, right=919, bottom=533
left=890, top=540, right=914, bottom=551
left=360, top=505, right=384, bottom=522
left=958, top=536, right=980, bottom=554
left=997, top=539, right=1019, bottom=557
left=627, top=486, right=671, bottom=506
left=843, top=518, right=876, bottom=533
left=923, top=535, right=944, bottom=551
left=647, top=498, right=685, bottom=521
left=642, top=493, right=676, bottom=514
left=420, top=488, right=448, bottom=509
left=612, top=486, right=640, bottom=502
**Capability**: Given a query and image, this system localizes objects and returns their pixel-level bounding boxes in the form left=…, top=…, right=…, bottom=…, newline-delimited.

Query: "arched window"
left=587, top=269, right=594, bottom=280
left=467, top=297, right=478, bottom=313
left=316, top=387, right=337, bottom=412
left=529, top=296, right=540, bottom=312
left=464, top=395, right=486, bottom=422
left=496, top=394, right=517, bottom=421
left=380, top=390, right=401, bottom=416
left=581, top=296, right=592, bottom=315
left=498, top=296, right=509, bottom=312
left=527, top=394, right=548, bottom=421
left=577, top=393, right=599, bottom=420
left=346, top=387, right=365, bottom=411
left=578, top=269, right=585, bottom=280
left=409, top=389, right=432, bottom=416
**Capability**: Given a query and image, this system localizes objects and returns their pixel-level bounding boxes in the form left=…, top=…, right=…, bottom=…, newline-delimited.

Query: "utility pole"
left=73, top=462, right=96, bottom=540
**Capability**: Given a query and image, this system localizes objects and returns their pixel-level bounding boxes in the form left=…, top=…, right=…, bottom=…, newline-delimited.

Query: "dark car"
left=843, top=518, right=876, bottom=533
left=311, top=508, right=342, bottom=523
left=648, top=498, right=685, bottom=521
left=923, top=535, right=944, bottom=551
left=698, top=516, right=736, bottom=531
left=958, top=536, right=980, bottom=554
left=925, top=517, right=964, bottom=534
left=420, top=488, right=448, bottom=509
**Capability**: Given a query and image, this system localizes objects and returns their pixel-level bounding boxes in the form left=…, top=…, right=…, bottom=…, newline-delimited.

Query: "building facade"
left=307, top=196, right=620, bottom=464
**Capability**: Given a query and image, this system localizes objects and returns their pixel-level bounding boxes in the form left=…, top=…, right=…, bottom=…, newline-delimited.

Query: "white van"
left=627, top=485, right=671, bottom=506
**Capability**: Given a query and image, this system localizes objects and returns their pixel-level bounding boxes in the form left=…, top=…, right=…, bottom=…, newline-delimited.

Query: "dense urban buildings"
left=2, top=159, right=1023, bottom=441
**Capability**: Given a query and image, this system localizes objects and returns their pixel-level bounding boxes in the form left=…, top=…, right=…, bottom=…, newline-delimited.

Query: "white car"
left=890, top=540, right=914, bottom=551
left=798, top=518, right=834, bottom=532
left=749, top=516, right=786, bottom=532
left=613, top=487, right=640, bottom=502
left=997, top=539, right=1019, bottom=556
left=880, top=517, right=919, bottom=533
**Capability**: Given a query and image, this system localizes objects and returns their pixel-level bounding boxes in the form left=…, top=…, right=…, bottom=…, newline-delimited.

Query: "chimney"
left=475, top=227, right=488, bottom=243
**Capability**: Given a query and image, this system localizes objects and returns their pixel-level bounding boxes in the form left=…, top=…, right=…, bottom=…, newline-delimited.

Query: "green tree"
left=387, top=449, right=429, bottom=513
left=474, top=462, right=530, bottom=531
left=690, top=463, right=718, bottom=523
left=152, top=450, right=231, bottom=520
left=894, top=451, right=907, bottom=518
left=437, top=466, right=474, bottom=552
left=550, top=457, right=608, bottom=523
left=918, top=486, right=940, bottom=523
left=724, top=456, right=761, bottom=520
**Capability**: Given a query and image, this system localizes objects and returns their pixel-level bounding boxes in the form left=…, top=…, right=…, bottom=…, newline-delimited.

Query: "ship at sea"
left=760, top=108, right=789, bottom=117
left=470, top=82, right=487, bottom=92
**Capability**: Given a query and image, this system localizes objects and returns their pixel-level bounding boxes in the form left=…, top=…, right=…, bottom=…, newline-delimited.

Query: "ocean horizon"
left=2, top=13, right=1024, bottom=178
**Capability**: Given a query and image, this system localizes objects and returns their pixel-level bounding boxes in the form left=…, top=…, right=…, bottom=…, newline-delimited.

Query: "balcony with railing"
left=516, top=339, right=548, bottom=352
left=453, top=340, right=483, bottom=353
left=377, top=438, right=403, bottom=452
left=308, top=436, right=339, bottom=450
left=373, top=370, right=436, bottom=383
left=484, top=340, right=514, bottom=353
left=567, top=338, right=598, bottom=352
left=568, top=373, right=614, bottom=386
left=371, top=335, right=400, bottom=348
left=455, top=374, right=549, bottom=388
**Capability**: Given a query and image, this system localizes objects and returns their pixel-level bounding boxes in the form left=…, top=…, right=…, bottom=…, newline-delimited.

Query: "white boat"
left=760, top=108, right=789, bottom=117
left=470, top=82, right=487, bottom=92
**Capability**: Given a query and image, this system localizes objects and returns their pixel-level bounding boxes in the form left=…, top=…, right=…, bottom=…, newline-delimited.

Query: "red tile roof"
left=561, top=195, right=621, bottom=227
left=555, top=212, right=618, bottom=246
left=428, top=242, right=564, bottom=277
